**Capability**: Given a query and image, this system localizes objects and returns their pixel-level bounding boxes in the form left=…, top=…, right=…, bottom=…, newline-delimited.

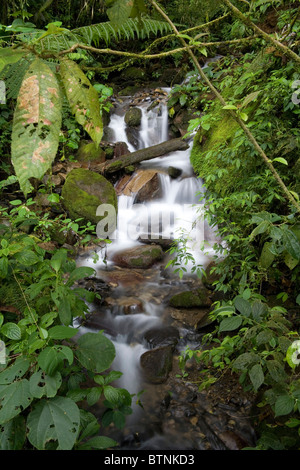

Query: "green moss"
left=61, top=169, right=117, bottom=226
left=169, top=289, right=211, bottom=308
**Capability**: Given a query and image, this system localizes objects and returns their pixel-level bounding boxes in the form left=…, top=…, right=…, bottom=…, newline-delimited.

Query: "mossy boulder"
left=77, top=141, right=106, bottom=164
left=124, top=107, right=142, bottom=127
left=112, top=245, right=163, bottom=269
left=169, top=288, right=211, bottom=308
left=61, top=168, right=117, bottom=226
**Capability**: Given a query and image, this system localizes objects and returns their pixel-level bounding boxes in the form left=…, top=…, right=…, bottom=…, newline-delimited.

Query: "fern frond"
left=37, top=18, right=172, bottom=52
left=0, top=57, right=34, bottom=99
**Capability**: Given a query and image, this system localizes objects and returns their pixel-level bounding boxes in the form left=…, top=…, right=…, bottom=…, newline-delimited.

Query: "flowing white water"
left=78, top=92, right=220, bottom=434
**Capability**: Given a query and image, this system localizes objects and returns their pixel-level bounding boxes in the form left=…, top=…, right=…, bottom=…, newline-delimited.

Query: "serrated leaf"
left=234, top=297, right=252, bottom=317
left=232, top=352, right=260, bottom=371
left=38, top=347, right=60, bottom=376
left=27, top=397, right=80, bottom=449
left=219, top=316, right=242, bottom=332
left=274, top=395, right=295, bottom=417
left=11, top=58, right=62, bottom=196
left=60, top=58, right=103, bottom=147
left=1, top=322, right=22, bottom=340
left=249, top=363, right=264, bottom=391
left=266, top=360, right=287, bottom=382
left=75, top=332, right=115, bottom=373
left=251, top=300, right=268, bottom=321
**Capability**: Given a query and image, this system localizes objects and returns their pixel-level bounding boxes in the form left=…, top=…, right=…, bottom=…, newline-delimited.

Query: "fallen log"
left=98, top=138, right=190, bottom=175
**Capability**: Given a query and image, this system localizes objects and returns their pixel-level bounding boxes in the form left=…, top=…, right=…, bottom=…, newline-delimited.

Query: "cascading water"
left=76, top=90, right=232, bottom=450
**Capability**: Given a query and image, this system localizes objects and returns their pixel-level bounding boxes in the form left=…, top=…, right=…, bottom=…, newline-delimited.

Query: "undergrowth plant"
left=0, top=203, right=132, bottom=450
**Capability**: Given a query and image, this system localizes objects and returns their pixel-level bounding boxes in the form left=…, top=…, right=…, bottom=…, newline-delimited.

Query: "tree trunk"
left=99, top=138, right=190, bottom=174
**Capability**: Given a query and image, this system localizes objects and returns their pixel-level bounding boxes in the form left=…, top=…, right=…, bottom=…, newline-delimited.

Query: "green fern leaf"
left=11, top=58, right=62, bottom=196
left=60, top=58, right=103, bottom=147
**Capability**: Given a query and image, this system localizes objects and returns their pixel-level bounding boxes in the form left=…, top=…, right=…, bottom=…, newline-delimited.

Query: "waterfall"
left=76, top=89, right=220, bottom=448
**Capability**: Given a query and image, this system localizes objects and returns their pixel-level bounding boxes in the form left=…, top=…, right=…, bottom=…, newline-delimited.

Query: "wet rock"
left=112, top=245, right=163, bottom=269
left=61, top=168, right=118, bottom=226
left=105, top=296, right=143, bottom=314
left=121, top=169, right=162, bottom=202
left=170, top=307, right=210, bottom=330
left=168, top=166, right=182, bottom=179
left=125, top=127, right=140, bottom=149
left=140, top=345, right=173, bottom=384
left=144, top=326, right=180, bottom=349
left=169, top=288, right=212, bottom=308
left=203, top=261, right=221, bottom=290
left=138, top=234, right=174, bottom=249
left=125, top=107, right=142, bottom=127
left=114, top=142, right=130, bottom=158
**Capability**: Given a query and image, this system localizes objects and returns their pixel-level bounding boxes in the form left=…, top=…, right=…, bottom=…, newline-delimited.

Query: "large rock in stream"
left=61, top=168, right=117, bottom=226
left=140, top=345, right=173, bottom=384
left=112, top=244, right=163, bottom=269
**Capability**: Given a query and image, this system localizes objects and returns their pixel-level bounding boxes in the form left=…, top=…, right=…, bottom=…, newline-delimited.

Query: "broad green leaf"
left=0, top=415, right=26, bottom=450
left=259, top=242, right=275, bottom=269
left=232, top=352, right=260, bottom=371
left=11, top=58, right=62, bottom=196
left=37, top=347, right=60, bottom=376
left=0, top=379, right=33, bottom=424
left=27, top=397, right=80, bottom=450
left=0, top=357, right=30, bottom=385
left=223, top=104, right=237, bottom=110
left=249, top=363, right=264, bottom=391
left=48, top=325, right=78, bottom=340
left=58, top=295, right=72, bottom=326
left=103, top=385, right=122, bottom=405
left=29, top=370, right=62, bottom=398
left=266, top=360, right=287, bottom=382
left=0, top=48, right=24, bottom=74
left=274, top=395, right=295, bottom=417
left=14, top=250, right=40, bottom=266
left=219, top=316, right=242, bottom=332
left=234, top=297, right=252, bottom=317
left=251, top=300, right=268, bottom=321
left=78, top=435, right=118, bottom=450
left=240, top=90, right=261, bottom=109
left=273, top=157, right=288, bottom=165
left=1, top=322, right=22, bottom=340
left=86, top=387, right=102, bottom=406
left=284, top=251, right=299, bottom=270
left=250, top=220, right=270, bottom=240
left=282, top=228, right=300, bottom=260
left=75, top=332, right=115, bottom=373
left=66, top=266, right=96, bottom=286
left=60, top=59, right=103, bottom=147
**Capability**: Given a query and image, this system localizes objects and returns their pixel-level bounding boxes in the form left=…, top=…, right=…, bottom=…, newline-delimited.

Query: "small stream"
left=76, top=90, right=256, bottom=450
